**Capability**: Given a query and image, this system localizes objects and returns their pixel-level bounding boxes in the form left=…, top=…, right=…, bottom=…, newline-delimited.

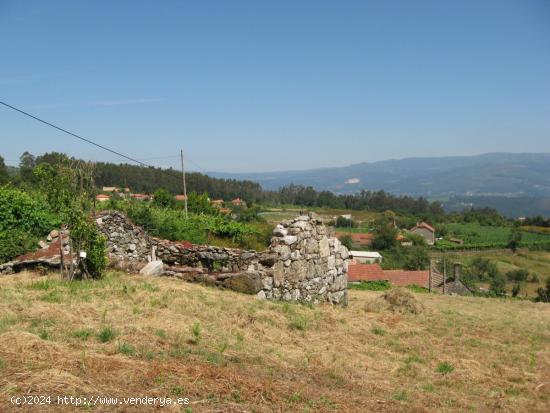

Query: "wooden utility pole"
left=428, top=259, right=432, bottom=293
left=443, top=257, right=447, bottom=295
left=180, top=149, right=188, bottom=218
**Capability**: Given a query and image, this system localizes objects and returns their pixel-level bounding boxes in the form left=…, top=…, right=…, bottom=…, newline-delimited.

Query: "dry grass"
left=365, top=288, right=424, bottom=315
left=0, top=271, right=549, bottom=412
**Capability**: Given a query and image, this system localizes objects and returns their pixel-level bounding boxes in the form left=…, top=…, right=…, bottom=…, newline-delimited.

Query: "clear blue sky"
left=1, top=0, right=549, bottom=172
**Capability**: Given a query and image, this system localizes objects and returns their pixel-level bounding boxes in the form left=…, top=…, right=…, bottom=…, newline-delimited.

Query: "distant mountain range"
left=210, top=153, right=550, bottom=217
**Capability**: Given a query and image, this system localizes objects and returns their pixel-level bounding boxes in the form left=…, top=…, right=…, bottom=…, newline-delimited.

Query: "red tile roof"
left=411, top=222, right=435, bottom=233
left=336, top=232, right=374, bottom=246
left=348, top=264, right=429, bottom=288
left=348, top=264, right=384, bottom=282
left=381, top=270, right=429, bottom=288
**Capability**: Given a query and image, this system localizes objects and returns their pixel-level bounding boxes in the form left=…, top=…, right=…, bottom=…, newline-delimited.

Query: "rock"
left=283, top=235, right=298, bottom=245
left=256, top=290, right=266, bottom=300
left=127, top=244, right=136, bottom=252
left=140, top=260, right=164, bottom=276
left=223, top=273, right=262, bottom=295
left=273, top=225, right=288, bottom=237
left=38, top=240, right=48, bottom=249
left=319, top=237, right=330, bottom=257
left=49, top=230, right=59, bottom=239
left=291, top=221, right=308, bottom=230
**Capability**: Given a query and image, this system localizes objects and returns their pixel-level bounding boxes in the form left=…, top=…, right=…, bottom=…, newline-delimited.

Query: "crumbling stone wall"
left=96, top=211, right=350, bottom=305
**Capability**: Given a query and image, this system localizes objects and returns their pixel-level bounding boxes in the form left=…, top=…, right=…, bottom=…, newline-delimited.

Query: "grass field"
left=1, top=271, right=549, bottom=412
left=445, top=223, right=550, bottom=246
left=260, top=207, right=381, bottom=226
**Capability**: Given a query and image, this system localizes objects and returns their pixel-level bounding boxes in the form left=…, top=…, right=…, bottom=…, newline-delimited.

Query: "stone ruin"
left=0, top=210, right=350, bottom=306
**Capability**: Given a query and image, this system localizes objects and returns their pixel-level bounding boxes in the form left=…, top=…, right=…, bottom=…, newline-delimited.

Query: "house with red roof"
left=410, top=222, right=436, bottom=245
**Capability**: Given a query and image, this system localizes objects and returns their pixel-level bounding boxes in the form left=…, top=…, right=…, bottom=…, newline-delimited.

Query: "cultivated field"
left=0, top=271, right=549, bottom=412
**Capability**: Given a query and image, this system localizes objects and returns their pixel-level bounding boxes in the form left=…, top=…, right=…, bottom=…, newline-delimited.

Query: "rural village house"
left=410, top=221, right=436, bottom=245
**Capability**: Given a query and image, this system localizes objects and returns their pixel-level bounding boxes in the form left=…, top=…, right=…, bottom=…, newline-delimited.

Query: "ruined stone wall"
left=95, top=211, right=350, bottom=305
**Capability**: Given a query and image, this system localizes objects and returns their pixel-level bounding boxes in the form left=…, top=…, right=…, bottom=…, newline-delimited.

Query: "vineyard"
left=435, top=223, right=550, bottom=251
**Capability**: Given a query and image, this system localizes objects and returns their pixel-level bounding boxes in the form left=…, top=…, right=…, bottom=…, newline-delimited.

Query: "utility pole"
left=180, top=149, right=188, bottom=218
left=443, top=256, right=447, bottom=295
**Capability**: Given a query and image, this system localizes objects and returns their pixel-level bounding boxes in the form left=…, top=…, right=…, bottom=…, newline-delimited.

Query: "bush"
left=0, top=187, right=60, bottom=262
left=0, top=187, right=59, bottom=236
left=0, top=229, right=38, bottom=262
left=535, top=279, right=550, bottom=303
left=489, top=273, right=507, bottom=296
left=339, top=235, right=353, bottom=250
left=153, top=188, right=175, bottom=208
left=403, top=245, right=429, bottom=270
left=506, top=269, right=529, bottom=283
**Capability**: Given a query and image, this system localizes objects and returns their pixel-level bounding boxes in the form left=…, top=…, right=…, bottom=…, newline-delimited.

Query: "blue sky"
left=1, top=0, right=549, bottom=172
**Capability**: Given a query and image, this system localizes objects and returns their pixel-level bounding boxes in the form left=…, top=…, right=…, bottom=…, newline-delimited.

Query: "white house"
left=350, top=251, right=383, bottom=264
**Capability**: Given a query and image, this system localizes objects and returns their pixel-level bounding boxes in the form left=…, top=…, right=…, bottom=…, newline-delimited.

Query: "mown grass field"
left=1, top=271, right=549, bottom=412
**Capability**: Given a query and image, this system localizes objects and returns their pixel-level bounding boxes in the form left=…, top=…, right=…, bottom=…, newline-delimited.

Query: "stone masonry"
left=95, top=211, right=349, bottom=305
left=0, top=211, right=349, bottom=305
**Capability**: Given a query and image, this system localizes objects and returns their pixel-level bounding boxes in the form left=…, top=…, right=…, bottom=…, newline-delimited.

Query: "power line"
left=0, top=100, right=184, bottom=181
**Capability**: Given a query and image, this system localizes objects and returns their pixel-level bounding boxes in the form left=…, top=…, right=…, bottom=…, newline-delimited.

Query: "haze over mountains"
left=211, top=153, right=550, bottom=217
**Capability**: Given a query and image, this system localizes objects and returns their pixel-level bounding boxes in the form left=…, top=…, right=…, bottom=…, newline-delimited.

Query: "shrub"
left=0, top=229, right=38, bottom=263
left=153, top=188, right=175, bottom=208
left=403, top=245, right=429, bottom=270
left=98, top=326, right=116, bottom=343
left=0, top=187, right=59, bottom=262
left=190, top=322, right=202, bottom=344
left=339, top=235, right=353, bottom=250
left=506, top=269, right=529, bottom=283
left=535, top=279, right=550, bottom=303
left=489, top=273, right=507, bottom=297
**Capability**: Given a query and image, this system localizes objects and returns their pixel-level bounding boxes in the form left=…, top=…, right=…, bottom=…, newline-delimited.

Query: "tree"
left=153, top=188, right=175, bottom=208
left=468, top=257, right=500, bottom=282
left=506, top=269, right=529, bottom=283
left=489, top=273, right=507, bottom=296
left=34, top=162, right=106, bottom=279
left=404, top=245, right=429, bottom=270
left=0, top=155, right=8, bottom=184
left=535, top=279, right=550, bottom=303
left=19, top=151, right=36, bottom=183
left=186, top=192, right=217, bottom=215
left=506, top=268, right=528, bottom=297
left=372, top=222, right=397, bottom=250
left=507, top=228, right=522, bottom=253
left=339, top=235, right=353, bottom=250
left=335, top=216, right=355, bottom=228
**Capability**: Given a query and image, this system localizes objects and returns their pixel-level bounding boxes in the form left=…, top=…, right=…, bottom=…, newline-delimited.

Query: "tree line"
left=2, top=151, right=449, bottom=218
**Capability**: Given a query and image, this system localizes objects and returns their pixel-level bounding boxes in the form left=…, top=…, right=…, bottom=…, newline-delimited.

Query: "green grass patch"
left=436, top=362, right=454, bottom=375
left=71, top=328, right=94, bottom=340
left=118, top=342, right=135, bottom=356
left=98, top=326, right=117, bottom=343
left=348, top=280, right=391, bottom=291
